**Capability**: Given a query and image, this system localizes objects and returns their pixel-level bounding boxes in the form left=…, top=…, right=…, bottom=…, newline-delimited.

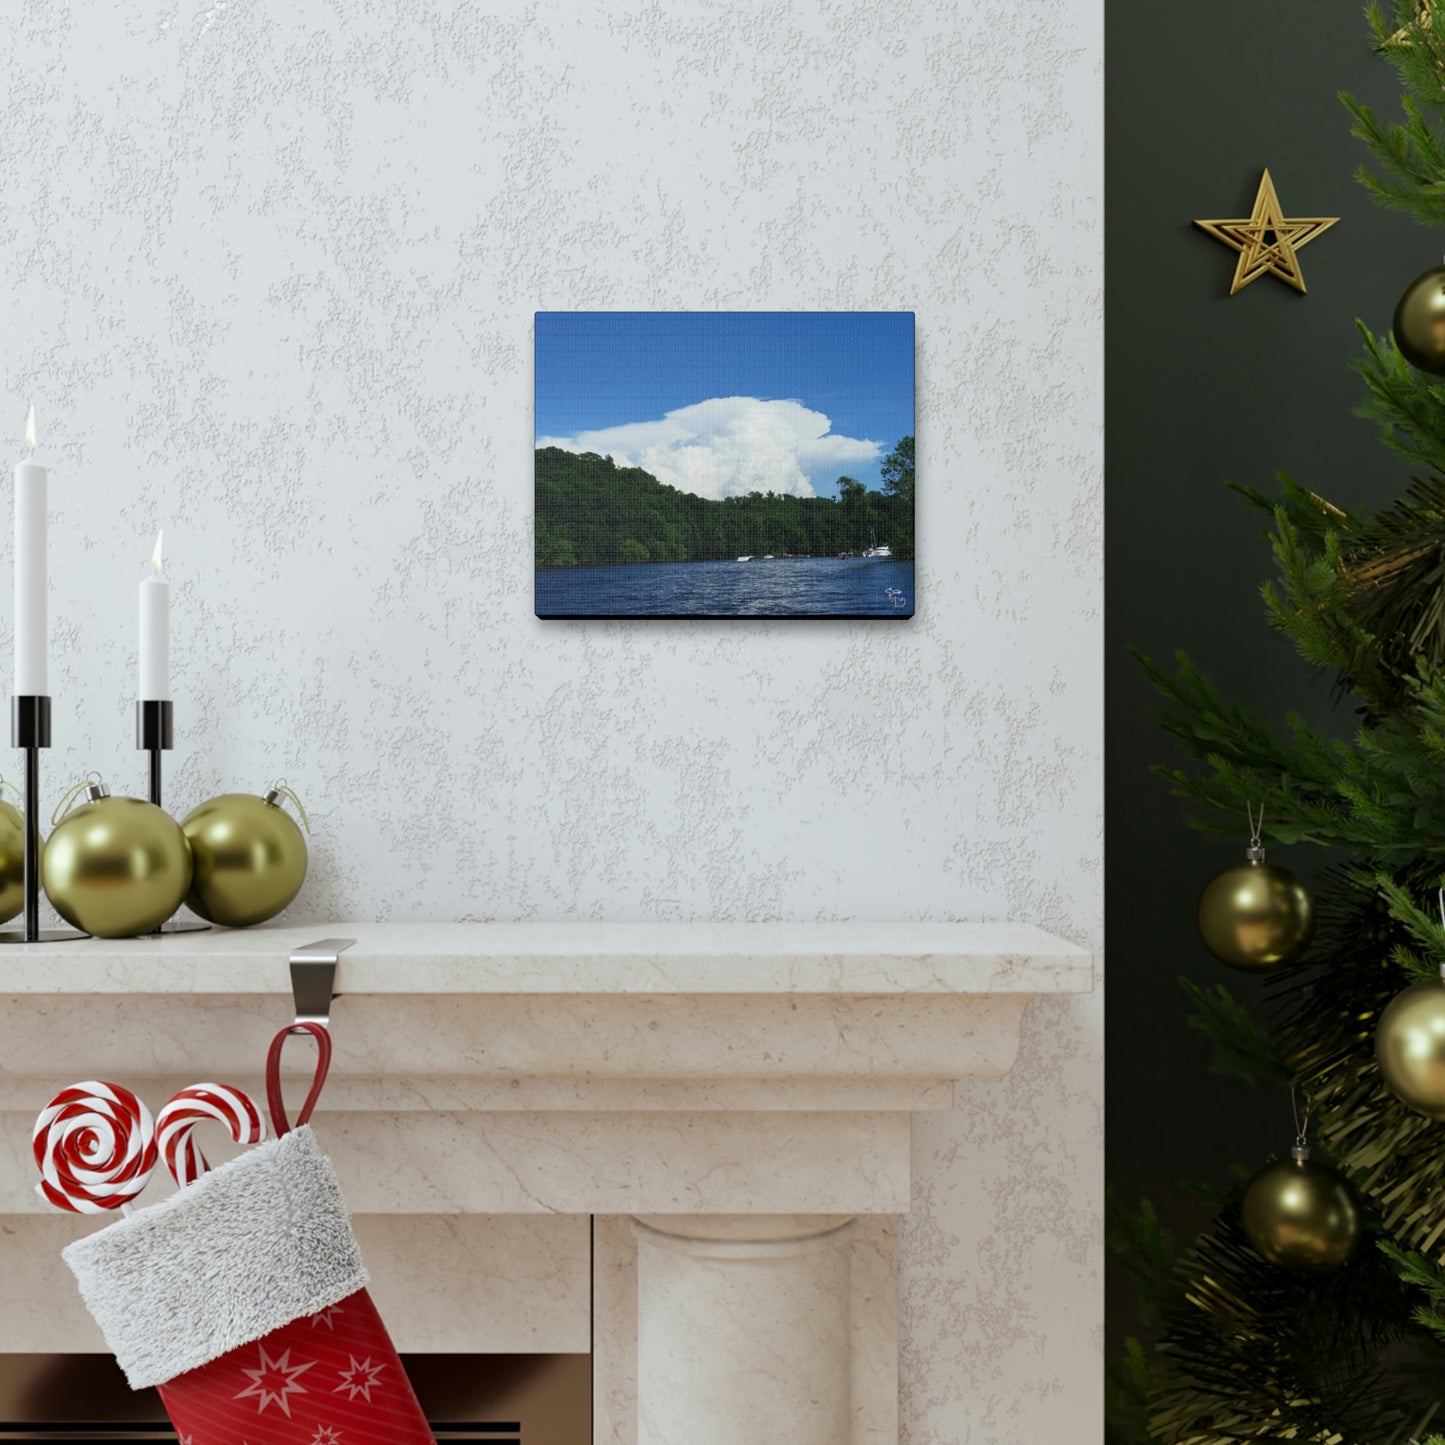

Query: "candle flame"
left=23, top=405, right=35, bottom=454
left=150, top=530, right=164, bottom=574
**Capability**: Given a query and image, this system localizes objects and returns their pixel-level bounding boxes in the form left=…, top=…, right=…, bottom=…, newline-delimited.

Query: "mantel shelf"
left=0, top=918, right=1090, bottom=996
left=0, top=918, right=1091, bottom=1227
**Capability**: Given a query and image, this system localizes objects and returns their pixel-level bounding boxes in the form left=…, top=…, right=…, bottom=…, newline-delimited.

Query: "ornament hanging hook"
left=266, top=779, right=310, bottom=834
left=1290, top=1085, right=1312, bottom=1158
left=1435, top=889, right=1445, bottom=982
left=1247, top=803, right=1265, bottom=860
left=51, top=775, right=103, bottom=827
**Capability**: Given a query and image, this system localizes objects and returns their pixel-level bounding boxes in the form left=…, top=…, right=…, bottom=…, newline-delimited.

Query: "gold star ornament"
left=1194, top=169, right=1339, bottom=296
left=1383, top=0, right=1436, bottom=49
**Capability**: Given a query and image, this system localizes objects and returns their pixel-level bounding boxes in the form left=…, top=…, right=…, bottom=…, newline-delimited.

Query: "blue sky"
left=535, top=312, right=914, bottom=500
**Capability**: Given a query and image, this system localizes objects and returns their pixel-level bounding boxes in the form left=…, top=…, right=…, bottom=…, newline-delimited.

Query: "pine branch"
left=1106, top=1194, right=1181, bottom=1445
left=1138, top=645, right=1445, bottom=856
left=1108, top=1191, right=1184, bottom=1329
left=1228, top=474, right=1357, bottom=543
left=1260, top=499, right=1402, bottom=709
left=1347, top=2, right=1445, bottom=226
left=1353, top=324, right=1445, bottom=476
left=1381, top=1242, right=1445, bottom=1347
left=1334, top=477, right=1445, bottom=681
left=1375, top=873, right=1445, bottom=978
left=1148, top=1192, right=1438, bottom=1444
left=1107, top=1337, right=1162, bottom=1445
left=1182, top=978, right=1294, bottom=1086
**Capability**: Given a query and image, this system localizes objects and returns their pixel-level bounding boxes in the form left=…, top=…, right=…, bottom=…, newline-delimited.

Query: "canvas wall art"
left=534, top=311, right=915, bottom=618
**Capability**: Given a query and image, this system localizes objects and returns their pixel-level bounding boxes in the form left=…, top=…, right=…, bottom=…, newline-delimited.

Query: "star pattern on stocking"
left=309, top=1302, right=346, bottom=1330
left=334, top=1354, right=385, bottom=1402
left=310, top=1427, right=345, bottom=1444
left=233, top=1343, right=316, bottom=1417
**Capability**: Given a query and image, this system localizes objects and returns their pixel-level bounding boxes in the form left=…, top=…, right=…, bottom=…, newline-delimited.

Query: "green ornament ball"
left=1241, top=1150, right=1360, bottom=1273
left=42, top=784, right=192, bottom=937
left=1394, top=265, right=1445, bottom=374
left=1198, top=857, right=1314, bottom=973
left=1376, top=977, right=1445, bottom=1119
left=182, top=787, right=309, bottom=928
left=0, top=794, right=24, bottom=925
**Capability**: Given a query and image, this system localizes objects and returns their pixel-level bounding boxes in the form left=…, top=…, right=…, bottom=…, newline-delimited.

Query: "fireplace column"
left=632, top=1214, right=856, bottom=1445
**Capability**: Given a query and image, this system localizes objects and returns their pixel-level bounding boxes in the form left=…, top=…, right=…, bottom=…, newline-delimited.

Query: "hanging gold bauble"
left=1241, top=1147, right=1361, bottom=1272
left=41, top=781, right=192, bottom=938
left=1394, top=265, right=1445, bottom=374
left=0, top=786, right=24, bottom=925
left=181, top=785, right=309, bottom=928
left=1197, top=848, right=1314, bottom=973
left=1376, top=976, right=1445, bottom=1118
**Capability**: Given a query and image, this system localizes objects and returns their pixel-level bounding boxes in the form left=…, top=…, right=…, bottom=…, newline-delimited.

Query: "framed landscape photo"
left=534, top=311, right=915, bottom=618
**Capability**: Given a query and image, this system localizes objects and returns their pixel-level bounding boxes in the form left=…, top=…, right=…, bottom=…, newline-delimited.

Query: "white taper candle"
left=14, top=406, right=46, bottom=696
left=138, top=531, right=169, bottom=701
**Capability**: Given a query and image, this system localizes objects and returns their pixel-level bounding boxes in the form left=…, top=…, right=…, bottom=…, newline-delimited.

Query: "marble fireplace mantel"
left=0, top=920, right=1092, bottom=1444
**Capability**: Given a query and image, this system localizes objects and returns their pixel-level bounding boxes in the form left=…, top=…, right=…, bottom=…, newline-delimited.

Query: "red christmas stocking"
left=62, top=1025, right=435, bottom=1444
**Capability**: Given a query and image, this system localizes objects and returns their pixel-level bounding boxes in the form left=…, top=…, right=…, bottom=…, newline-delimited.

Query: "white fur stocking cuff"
left=61, top=1124, right=368, bottom=1389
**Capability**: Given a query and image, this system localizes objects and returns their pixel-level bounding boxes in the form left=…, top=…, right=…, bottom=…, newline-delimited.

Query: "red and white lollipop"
left=156, top=1083, right=266, bottom=1187
left=33, top=1081, right=158, bottom=1215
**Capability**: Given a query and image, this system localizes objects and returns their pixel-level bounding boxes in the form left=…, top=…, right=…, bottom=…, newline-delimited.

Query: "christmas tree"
left=1113, top=5, right=1445, bottom=1442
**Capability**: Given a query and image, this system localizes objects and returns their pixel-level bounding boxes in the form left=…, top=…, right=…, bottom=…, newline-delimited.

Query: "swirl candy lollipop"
left=33, top=1081, right=158, bottom=1215
left=157, top=1083, right=266, bottom=1187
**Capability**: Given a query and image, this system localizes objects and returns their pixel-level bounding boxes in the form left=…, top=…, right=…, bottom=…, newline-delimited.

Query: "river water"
left=535, top=556, right=915, bottom=618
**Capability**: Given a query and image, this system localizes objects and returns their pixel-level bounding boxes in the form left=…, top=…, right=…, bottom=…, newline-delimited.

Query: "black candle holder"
left=0, top=695, right=87, bottom=943
left=136, top=699, right=173, bottom=806
left=136, top=699, right=208, bottom=935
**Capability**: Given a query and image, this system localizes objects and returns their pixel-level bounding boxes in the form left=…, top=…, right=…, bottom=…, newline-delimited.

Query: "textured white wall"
left=0, top=1, right=1101, bottom=1438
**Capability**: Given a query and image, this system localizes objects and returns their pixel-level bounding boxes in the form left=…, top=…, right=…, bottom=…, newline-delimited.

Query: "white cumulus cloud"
left=537, top=397, right=881, bottom=500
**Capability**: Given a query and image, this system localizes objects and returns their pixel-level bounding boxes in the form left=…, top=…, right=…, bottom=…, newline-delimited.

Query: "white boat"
left=762, top=554, right=774, bottom=559
left=861, top=532, right=891, bottom=559
left=736, top=555, right=754, bottom=562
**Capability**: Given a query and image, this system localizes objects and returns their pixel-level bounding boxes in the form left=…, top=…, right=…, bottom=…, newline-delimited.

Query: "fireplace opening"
left=0, top=1351, right=591, bottom=1443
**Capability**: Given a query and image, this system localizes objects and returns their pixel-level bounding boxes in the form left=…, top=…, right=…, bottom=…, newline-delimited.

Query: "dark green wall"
left=1106, top=2, right=1427, bottom=1361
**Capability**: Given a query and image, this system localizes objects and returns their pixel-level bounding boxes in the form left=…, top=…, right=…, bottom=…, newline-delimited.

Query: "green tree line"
left=535, top=436, right=914, bottom=569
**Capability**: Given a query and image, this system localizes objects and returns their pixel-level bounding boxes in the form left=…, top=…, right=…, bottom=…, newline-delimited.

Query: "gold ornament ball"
left=1197, top=859, right=1314, bottom=972
left=42, top=794, right=193, bottom=938
left=182, top=791, right=308, bottom=928
left=0, top=797, right=24, bottom=924
left=1241, top=1154, right=1360, bottom=1272
left=1376, top=979, right=1445, bottom=1119
left=1393, top=265, right=1445, bottom=374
